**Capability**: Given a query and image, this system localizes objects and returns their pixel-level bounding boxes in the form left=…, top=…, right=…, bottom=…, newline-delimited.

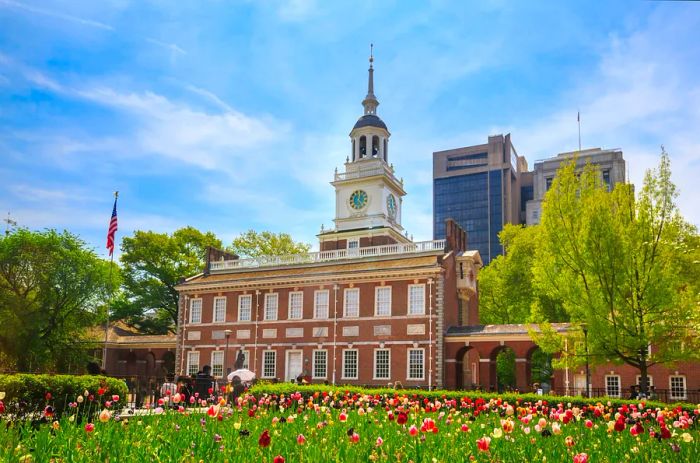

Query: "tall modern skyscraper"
left=433, top=134, right=528, bottom=265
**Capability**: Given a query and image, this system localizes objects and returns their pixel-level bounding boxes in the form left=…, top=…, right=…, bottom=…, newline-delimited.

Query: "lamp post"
left=582, top=324, right=590, bottom=398
left=224, top=329, right=233, bottom=376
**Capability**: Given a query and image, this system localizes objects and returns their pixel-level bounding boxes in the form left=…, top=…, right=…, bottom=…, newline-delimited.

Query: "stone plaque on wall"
left=262, top=329, right=277, bottom=338
left=187, top=331, right=201, bottom=341
left=236, top=329, right=251, bottom=339
left=313, top=327, right=328, bottom=337
left=407, top=324, right=426, bottom=335
left=342, top=326, right=359, bottom=337
left=286, top=327, right=304, bottom=338
left=211, top=330, right=225, bottom=340
left=374, top=325, right=391, bottom=336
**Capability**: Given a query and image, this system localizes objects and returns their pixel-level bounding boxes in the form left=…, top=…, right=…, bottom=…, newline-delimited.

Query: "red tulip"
left=273, top=456, right=285, bottom=463
left=339, top=412, right=347, bottom=422
left=259, top=429, right=271, bottom=447
left=408, top=425, right=418, bottom=436
left=477, top=436, right=491, bottom=452
left=97, top=388, right=105, bottom=396
left=573, top=453, right=588, bottom=463
left=85, top=423, right=95, bottom=433
left=297, top=434, right=306, bottom=445
left=397, top=411, right=408, bottom=425
left=349, top=432, right=360, bottom=443
left=45, top=392, right=52, bottom=401
left=112, top=395, right=120, bottom=402
left=0, top=401, right=4, bottom=414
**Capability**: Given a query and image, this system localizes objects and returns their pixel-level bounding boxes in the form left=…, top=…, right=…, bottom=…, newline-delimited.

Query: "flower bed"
left=1, top=386, right=699, bottom=462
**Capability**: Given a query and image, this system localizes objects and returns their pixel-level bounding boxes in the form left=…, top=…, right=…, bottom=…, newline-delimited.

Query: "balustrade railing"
left=209, top=239, right=447, bottom=272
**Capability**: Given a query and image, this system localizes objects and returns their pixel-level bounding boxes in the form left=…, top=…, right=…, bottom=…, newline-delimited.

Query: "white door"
left=574, top=374, right=587, bottom=396
left=286, top=351, right=303, bottom=381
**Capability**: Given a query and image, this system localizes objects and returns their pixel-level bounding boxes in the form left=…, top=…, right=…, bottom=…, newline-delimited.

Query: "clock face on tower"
left=386, top=194, right=397, bottom=218
left=349, top=190, right=368, bottom=210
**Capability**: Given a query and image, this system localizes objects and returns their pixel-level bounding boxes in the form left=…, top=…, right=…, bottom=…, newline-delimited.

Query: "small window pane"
left=211, top=351, right=224, bottom=377
left=263, top=351, right=276, bottom=378
left=289, top=292, right=303, bottom=319
left=265, top=294, right=278, bottom=321
left=344, top=288, right=359, bottom=317
left=190, top=299, right=202, bottom=323
left=408, top=285, right=425, bottom=315
left=213, top=297, right=226, bottom=323
left=314, top=290, right=329, bottom=319
left=313, top=350, right=327, bottom=379
left=375, top=287, right=391, bottom=316
left=408, top=349, right=424, bottom=380
left=374, top=349, right=390, bottom=380
left=343, top=350, right=358, bottom=379
left=238, top=295, right=252, bottom=321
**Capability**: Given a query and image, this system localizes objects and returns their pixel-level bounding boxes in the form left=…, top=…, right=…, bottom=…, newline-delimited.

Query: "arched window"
left=384, top=139, right=388, bottom=162
left=351, top=139, right=356, bottom=161
left=359, top=136, right=367, bottom=158
left=372, top=136, right=379, bottom=157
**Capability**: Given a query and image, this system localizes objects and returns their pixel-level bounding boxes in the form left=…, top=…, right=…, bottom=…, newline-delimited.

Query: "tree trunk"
left=638, top=352, right=649, bottom=397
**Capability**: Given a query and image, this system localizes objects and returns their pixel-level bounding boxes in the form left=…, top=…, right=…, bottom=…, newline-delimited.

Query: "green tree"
left=230, top=230, right=310, bottom=259
left=533, top=149, right=700, bottom=395
left=495, top=348, right=516, bottom=390
left=117, top=227, right=222, bottom=334
left=478, top=224, right=566, bottom=324
left=0, top=229, right=115, bottom=372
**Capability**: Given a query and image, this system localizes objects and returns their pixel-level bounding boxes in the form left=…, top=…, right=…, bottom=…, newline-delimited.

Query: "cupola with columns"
left=319, top=46, right=409, bottom=252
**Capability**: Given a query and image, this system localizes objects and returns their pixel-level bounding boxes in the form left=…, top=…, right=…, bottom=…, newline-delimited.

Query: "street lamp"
left=581, top=324, right=590, bottom=398
left=224, top=329, right=233, bottom=376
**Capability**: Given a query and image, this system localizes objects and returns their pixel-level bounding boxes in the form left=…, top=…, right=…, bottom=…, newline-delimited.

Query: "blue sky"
left=1, top=0, right=699, bottom=257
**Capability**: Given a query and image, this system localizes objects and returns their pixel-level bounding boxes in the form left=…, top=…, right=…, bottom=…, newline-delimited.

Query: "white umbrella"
left=227, top=368, right=256, bottom=383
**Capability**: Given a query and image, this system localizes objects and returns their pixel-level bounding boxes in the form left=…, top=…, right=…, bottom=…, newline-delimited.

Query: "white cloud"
left=0, top=0, right=114, bottom=30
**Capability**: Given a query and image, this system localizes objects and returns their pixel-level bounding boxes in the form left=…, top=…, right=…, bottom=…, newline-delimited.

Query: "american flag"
left=106, top=195, right=118, bottom=256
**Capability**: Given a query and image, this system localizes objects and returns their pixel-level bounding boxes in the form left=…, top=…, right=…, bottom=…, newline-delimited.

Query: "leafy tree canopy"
left=116, top=227, right=221, bottom=334
left=230, top=230, right=310, bottom=259
left=532, top=149, right=700, bottom=394
left=0, top=229, right=115, bottom=372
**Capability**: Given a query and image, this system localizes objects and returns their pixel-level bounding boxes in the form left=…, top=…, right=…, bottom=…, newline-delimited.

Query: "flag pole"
left=577, top=110, right=581, bottom=152
left=102, top=191, right=118, bottom=372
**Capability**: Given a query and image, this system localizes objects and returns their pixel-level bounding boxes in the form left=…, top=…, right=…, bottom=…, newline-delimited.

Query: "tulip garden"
left=1, top=385, right=700, bottom=462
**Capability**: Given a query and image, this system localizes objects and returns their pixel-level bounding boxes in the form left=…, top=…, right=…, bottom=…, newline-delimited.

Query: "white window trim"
left=407, top=348, right=425, bottom=381
left=635, top=375, right=654, bottom=387
left=186, top=351, right=200, bottom=376
left=314, top=289, right=330, bottom=319
left=238, top=295, right=252, bottom=322
left=374, top=286, right=392, bottom=317
left=189, top=298, right=202, bottom=324
left=312, top=349, right=328, bottom=379
left=262, top=350, right=277, bottom=379
left=344, top=288, right=360, bottom=318
left=373, top=348, right=391, bottom=380
left=288, top=291, right=304, bottom=320
left=213, top=296, right=227, bottom=323
left=342, top=349, right=359, bottom=380
left=669, top=375, right=687, bottom=400
left=264, top=293, right=279, bottom=321
left=605, top=375, right=621, bottom=398
left=407, top=284, right=426, bottom=315
left=211, top=350, right=224, bottom=378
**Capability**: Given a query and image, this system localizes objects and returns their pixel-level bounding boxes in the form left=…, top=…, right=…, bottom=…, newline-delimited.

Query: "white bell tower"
left=320, top=46, right=409, bottom=250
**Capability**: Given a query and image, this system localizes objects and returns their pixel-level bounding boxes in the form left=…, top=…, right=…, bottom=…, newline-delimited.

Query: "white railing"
left=209, top=239, right=446, bottom=272
left=334, top=166, right=402, bottom=185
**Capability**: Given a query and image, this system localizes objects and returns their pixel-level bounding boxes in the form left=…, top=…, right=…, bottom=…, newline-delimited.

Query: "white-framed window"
left=313, top=350, right=327, bottom=379
left=374, top=349, right=390, bottom=380
left=232, top=350, right=250, bottom=370
left=408, top=284, right=425, bottom=315
left=314, top=290, right=329, bottom=319
left=344, top=288, right=360, bottom=318
left=211, top=351, right=224, bottom=378
left=213, top=297, right=227, bottom=323
left=288, top=292, right=303, bottom=320
left=238, top=295, right=252, bottom=321
left=670, top=375, right=687, bottom=400
left=342, top=349, right=358, bottom=380
left=189, top=298, right=202, bottom=324
left=264, top=293, right=278, bottom=321
left=187, top=351, right=200, bottom=376
left=375, top=286, right=392, bottom=316
left=605, top=375, right=621, bottom=398
left=262, top=350, right=276, bottom=378
left=635, top=375, right=654, bottom=387
left=407, top=348, right=425, bottom=380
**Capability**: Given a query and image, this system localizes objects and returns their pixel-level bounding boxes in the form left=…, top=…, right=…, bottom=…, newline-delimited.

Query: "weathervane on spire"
left=370, top=43, right=374, bottom=66
left=363, top=43, right=378, bottom=115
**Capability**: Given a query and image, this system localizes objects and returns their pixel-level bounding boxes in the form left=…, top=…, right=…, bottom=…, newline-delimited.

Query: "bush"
left=249, top=382, right=695, bottom=412
left=0, top=374, right=128, bottom=420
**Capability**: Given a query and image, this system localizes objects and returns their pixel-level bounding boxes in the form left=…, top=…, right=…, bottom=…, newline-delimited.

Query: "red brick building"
left=173, top=55, right=699, bottom=401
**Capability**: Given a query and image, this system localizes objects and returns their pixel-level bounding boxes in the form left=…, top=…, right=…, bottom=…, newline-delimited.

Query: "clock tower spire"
left=318, top=47, right=409, bottom=251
